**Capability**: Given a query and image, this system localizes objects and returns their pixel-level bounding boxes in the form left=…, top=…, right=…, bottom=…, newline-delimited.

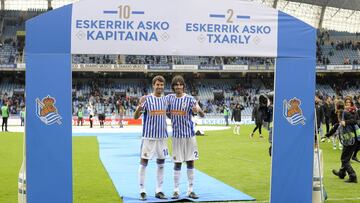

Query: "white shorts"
left=172, top=137, right=199, bottom=163
left=140, top=139, right=169, bottom=160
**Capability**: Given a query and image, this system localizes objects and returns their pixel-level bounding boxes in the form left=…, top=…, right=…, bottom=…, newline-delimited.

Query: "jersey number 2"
left=163, top=149, right=169, bottom=156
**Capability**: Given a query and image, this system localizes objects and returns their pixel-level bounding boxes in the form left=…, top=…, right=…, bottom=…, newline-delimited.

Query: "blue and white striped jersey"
left=166, top=94, right=196, bottom=138
left=141, top=94, right=168, bottom=139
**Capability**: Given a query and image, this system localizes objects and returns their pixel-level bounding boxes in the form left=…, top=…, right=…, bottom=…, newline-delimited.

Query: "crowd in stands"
left=316, top=30, right=360, bottom=66
left=1, top=74, right=358, bottom=119
left=0, top=39, right=20, bottom=64
left=72, top=54, right=116, bottom=64
left=0, top=93, right=24, bottom=115
left=1, top=9, right=360, bottom=66
left=0, top=75, right=25, bottom=114
left=317, top=76, right=360, bottom=97
left=72, top=78, right=148, bottom=117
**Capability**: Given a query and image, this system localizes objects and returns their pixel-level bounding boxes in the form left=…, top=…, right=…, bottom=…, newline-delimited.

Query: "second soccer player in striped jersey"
left=134, top=75, right=169, bottom=201
left=166, top=75, right=204, bottom=199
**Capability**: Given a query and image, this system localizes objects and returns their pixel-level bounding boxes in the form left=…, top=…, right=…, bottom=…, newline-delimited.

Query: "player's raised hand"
left=140, top=96, right=146, bottom=104
left=192, top=102, right=200, bottom=113
left=134, top=96, right=146, bottom=119
left=137, top=96, right=146, bottom=111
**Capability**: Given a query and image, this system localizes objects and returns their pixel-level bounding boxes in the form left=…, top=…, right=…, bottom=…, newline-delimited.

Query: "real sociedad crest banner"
left=71, top=0, right=278, bottom=56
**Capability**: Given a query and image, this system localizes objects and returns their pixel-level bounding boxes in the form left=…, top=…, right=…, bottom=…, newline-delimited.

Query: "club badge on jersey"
left=182, top=102, right=187, bottom=110
left=36, top=95, right=62, bottom=125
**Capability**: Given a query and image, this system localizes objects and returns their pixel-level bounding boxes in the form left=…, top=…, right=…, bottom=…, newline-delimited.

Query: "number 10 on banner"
left=118, top=5, right=131, bottom=19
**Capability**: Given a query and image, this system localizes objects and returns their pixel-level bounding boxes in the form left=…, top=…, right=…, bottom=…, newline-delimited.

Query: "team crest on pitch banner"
left=36, top=95, right=62, bottom=125
left=283, top=97, right=305, bottom=125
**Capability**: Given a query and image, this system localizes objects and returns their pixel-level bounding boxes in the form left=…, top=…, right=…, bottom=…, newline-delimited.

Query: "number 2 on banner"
left=118, top=5, right=131, bottom=19
left=227, top=9, right=234, bottom=23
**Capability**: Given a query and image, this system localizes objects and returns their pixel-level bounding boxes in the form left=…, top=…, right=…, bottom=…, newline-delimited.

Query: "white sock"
left=187, top=168, right=194, bottom=193
left=139, top=165, right=146, bottom=193
left=237, top=126, right=240, bottom=135
left=156, top=164, right=165, bottom=193
left=174, top=169, right=181, bottom=193
left=233, top=127, right=236, bottom=134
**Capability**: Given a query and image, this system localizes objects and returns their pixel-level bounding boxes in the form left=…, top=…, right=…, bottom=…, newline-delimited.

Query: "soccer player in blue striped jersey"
left=166, top=75, right=204, bottom=200
left=134, top=75, right=169, bottom=201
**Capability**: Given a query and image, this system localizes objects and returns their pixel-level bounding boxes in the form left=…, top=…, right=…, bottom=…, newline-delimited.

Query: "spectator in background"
left=77, top=106, right=84, bottom=126
left=343, top=96, right=360, bottom=164
left=20, top=106, right=25, bottom=126
left=325, top=100, right=358, bottom=183
left=87, top=102, right=95, bottom=128
left=1, top=101, right=10, bottom=132
left=223, top=105, right=230, bottom=126
left=265, top=96, right=274, bottom=156
left=323, top=96, right=333, bottom=134
left=231, top=103, right=244, bottom=135
left=250, top=96, right=267, bottom=139
left=118, top=103, right=125, bottom=128
left=111, top=111, right=117, bottom=128
left=315, top=96, right=325, bottom=142
left=355, top=96, right=360, bottom=109
left=96, top=101, right=105, bottom=128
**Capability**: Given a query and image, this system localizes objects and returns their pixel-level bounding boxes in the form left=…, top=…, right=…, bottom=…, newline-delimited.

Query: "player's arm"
left=192, top=101, right=205, bottom=118
left=134, top=107, right=142, bottom=119
left=165, top=95, right=171, bottom=119
left=134, top=96, right=146, bottom=119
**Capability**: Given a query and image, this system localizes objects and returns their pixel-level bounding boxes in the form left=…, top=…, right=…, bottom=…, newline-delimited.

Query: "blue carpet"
left=97, top=133, right=255, bottom=203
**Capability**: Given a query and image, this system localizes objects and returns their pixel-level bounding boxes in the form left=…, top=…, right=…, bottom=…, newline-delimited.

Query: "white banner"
left=197, top=118, right=254, bottom=125
left=71, top=63, right=146, bottom=71
left=172, top=65, right=198, bottom=70
left=223, top=65, right=248, bottom=70
left=316, top=65, right=326, bottom=70
left=327, top=65, right=352, bottom=70
left=71, top=0, right=278, bottom=56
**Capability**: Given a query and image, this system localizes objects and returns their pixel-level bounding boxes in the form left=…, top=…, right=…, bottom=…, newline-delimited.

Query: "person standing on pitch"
left=166, top=75, right=205, bottom=199
left=87, top=102, right=95, bottom=128
left=325, top=100, right=358, bottom=183
left=96, top=101, right=105, bottom=128
left=223, top=104, right=230, bottom=126
left=134, top=75, right=169, bottom=201
left=231, top=103, right=244, bottom=135
left=77, top=106, right=84, bottom=126
left=118, top=103, right=125, bottom=128
left=1, top=100, right=10, bottom=132
left=20, top=106, right=25, bottom=127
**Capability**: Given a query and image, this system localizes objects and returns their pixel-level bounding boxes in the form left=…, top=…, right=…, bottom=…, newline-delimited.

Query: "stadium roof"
left=251, top=0, right=360, bottom=33
left=2, top=0, right=360, bottom=33
left=289, top=0, right=360, bottom=11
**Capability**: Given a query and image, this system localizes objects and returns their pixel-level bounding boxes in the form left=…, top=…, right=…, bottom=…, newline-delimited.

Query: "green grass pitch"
left=1, top=125, right=360, bottom=202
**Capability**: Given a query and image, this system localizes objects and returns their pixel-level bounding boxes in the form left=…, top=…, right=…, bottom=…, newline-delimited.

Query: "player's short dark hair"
left=152, top=75, right=165, bottom=85
left=171, top=75, right=186, bottom=91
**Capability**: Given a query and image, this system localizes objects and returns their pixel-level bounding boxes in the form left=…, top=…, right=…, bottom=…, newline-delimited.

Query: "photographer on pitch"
left=325, top=99, right=358, bottom=183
